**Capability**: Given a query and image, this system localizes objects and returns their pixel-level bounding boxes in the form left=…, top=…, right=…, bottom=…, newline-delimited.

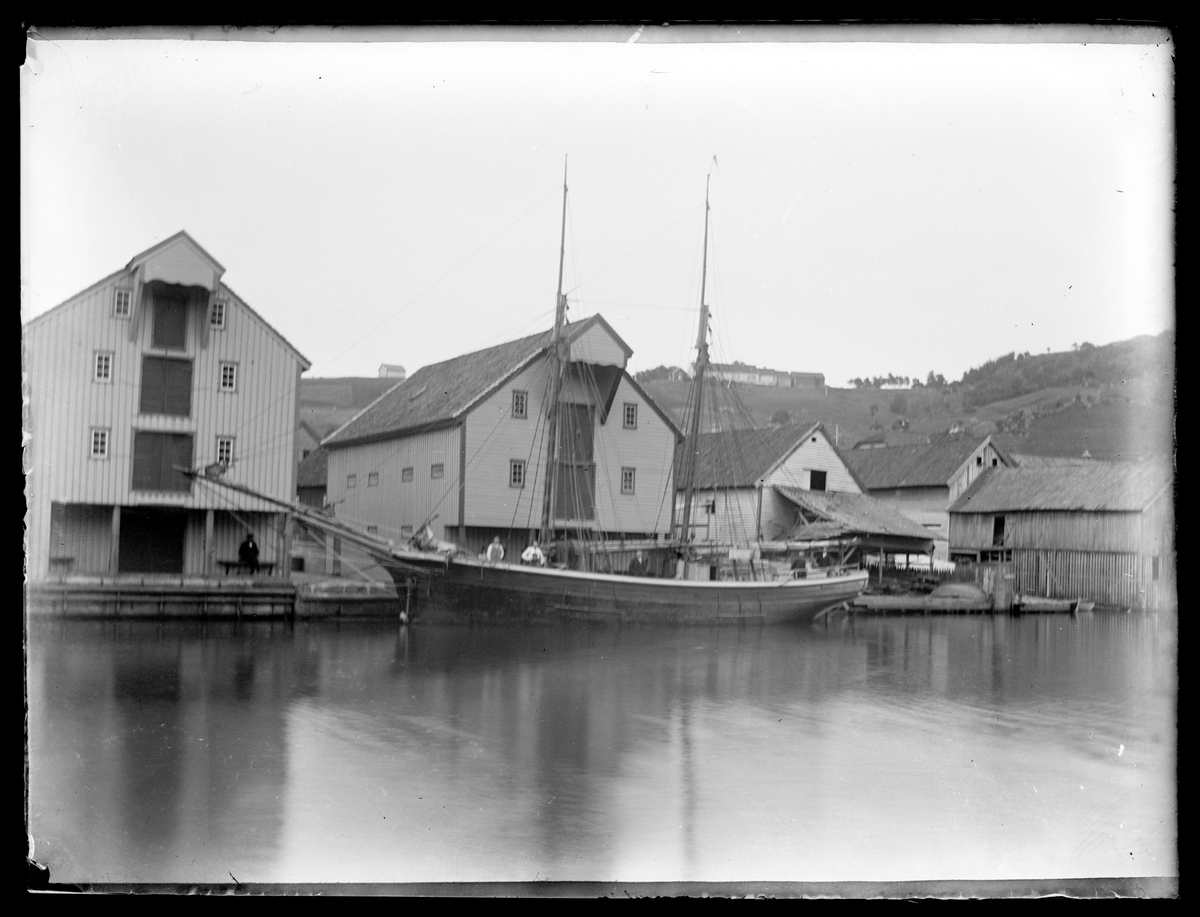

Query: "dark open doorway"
left=119, top=507, right=187, bottom=574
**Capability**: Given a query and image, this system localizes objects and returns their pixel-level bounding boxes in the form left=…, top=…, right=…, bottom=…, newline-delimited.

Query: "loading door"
left=119, top=507, right=187, bottom=574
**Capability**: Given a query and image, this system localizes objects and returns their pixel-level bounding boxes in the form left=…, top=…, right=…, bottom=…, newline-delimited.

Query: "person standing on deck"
left=520, top=538, right=545, bottom=566
left=239, top=533, right=260, bottom=574
left=628, top=550, right=651, bottom=577
left=486, top=537, right=505, bottom=563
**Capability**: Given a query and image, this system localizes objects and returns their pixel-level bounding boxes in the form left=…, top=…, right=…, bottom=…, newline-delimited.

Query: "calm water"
left=27, top=612, right=1176, bottom=887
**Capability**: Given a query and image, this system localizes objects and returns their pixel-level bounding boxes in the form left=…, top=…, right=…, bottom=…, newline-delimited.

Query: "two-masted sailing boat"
left=193, top=166, right=868, bottom=623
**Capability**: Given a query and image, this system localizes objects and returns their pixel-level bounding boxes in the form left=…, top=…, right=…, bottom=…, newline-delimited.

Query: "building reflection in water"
left=27, top=611, right=1175, bottom=885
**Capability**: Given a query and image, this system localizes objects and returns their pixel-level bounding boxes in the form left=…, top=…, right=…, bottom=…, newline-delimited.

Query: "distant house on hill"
left=673, top=423, right=933, bottom=562
left=378, top=363, right=407, bottom=379
left=843, top=435, right=1012, bottom=560
left=949, top=462, right=1174, bottom=610
left=321, top=314, right=682, bottom=566
left=705, top=362, right=824, bottom=388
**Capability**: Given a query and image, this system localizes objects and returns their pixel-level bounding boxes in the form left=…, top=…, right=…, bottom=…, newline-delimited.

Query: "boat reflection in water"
left=27, top=610, right=1176, bottom=888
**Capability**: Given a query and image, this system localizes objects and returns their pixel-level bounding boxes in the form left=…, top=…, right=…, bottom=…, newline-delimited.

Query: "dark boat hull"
left=387, top=555, right=869, bottom=624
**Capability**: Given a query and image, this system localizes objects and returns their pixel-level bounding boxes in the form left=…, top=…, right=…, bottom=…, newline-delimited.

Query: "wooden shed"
left=948, top=462, right=1174, bottom=610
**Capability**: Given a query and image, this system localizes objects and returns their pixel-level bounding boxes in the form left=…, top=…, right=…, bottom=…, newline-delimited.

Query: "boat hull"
left=387, top=555, right=868, bottom=625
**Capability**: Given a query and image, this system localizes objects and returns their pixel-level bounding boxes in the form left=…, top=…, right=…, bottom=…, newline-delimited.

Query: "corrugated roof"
left=774, top=485, right=937, bottom=542
left=844, top=436, right=999, bottom=489
left=323, top=315, right=658, bottom=447
left=297, top=446, right=329, bottom=490
left=674, top=423, right=821, bottom=489
left=949, top=462, right=1173, bottom=513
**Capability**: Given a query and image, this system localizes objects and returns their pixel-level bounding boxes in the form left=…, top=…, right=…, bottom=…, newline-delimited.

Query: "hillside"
left=641, top=334, right=1174, bottom=461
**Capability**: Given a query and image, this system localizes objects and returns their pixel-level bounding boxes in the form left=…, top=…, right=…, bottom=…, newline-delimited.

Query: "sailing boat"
left=191, top=166, right=868, bottom=623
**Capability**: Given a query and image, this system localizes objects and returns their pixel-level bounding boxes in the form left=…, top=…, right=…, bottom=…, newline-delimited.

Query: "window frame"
left=431, top=463, right=445, bottom=480
left=219, top=362, right=238, bottom=393
left=510, top=459, right=526, bottom=488
left=94, top=351, right=113, bottom=383
left=809, top=469, right=827, bottom=492
left=216, top=436, right=235, bottom=467
left=347, top=473, right=357, bottom=489
left=512, top=390, right=529, bottom=420
left=401, top=467, right=414, bottom=483
left=113, top=287, right=132, bottom=319
left=623, top=402, right=638, bottom=430
left=621, top=466, right=636, bottom=495
left=210, top=297, right=228, bottom=329
left=90, top=427, right=110, bottom=459
left=367, top=471, right=380, bottom=487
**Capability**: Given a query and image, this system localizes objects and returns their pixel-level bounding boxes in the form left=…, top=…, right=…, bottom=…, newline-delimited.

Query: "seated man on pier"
left=238, top=532, right=260, bottom=574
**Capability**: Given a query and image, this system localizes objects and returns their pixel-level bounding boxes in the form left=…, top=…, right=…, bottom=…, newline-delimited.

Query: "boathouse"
left=319, top=315, right=683, bottom=567
left=24, top=231, right=310, bottom=582
left=844, top=434, right=1012, bottom=560
left=947, top=461, right=1175, bottom=610
left=673, top=422, right=933, bottom=563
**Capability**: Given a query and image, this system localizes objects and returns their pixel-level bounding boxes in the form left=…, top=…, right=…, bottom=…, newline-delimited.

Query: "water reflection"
left=27, top=613, right=1176, bottom=885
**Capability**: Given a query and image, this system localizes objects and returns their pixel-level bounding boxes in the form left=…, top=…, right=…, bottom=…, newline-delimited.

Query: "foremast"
left=539, top=158, right=570, bottom=547
left=676, top=173, right=713, bottom=553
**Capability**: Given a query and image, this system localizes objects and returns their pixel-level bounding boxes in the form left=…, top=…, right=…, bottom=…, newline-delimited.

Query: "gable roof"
left=949, top=462, right=1174, bottom=514
left=297, top=446, right=329, bottom=490
left=774, top=486, right=936, bottom=544
left=844, top=435, right=1007, bottom=490
left=323, top=315, right=645, bottom=448
left=673, top=422, right=866, bottom=492
left=127, top=229, right=226, bottom=277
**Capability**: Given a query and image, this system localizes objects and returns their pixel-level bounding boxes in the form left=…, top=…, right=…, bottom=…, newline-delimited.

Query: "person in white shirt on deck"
left=520, top=538, right=545, bottom=566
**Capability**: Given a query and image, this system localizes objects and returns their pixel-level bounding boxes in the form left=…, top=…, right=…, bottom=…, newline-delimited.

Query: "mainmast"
left=539, top=157, right=570, bottom=545
left=676, top=173, right=712, bottom=549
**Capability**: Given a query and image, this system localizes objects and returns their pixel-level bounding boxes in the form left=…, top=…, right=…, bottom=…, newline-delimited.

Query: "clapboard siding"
left=763, top=429, right=862, bottom=495
left=674, top=488, right=761, bottom=544
left=24, top=236, right=308, bottom=579
left=463, top=365, right=676, bottom=535
left=327, top=426, right=462, bottom=544
left=568, top=323, right=627, bottom=367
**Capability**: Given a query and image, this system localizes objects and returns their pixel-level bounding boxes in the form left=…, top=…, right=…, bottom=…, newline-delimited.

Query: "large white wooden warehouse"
left=321, top=315, right=683, bottom=563
left=23, top=232, right=310, bottom=580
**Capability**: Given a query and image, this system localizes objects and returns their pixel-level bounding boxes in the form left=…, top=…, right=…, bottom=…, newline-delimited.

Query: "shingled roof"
left=844, top=436, right=1007, bottom=489
left=774, top=485, right=936, bottom=542
left=323, top=315, right=633, bottom=447
left=297, top=446, right=329, bottom=490
left=949, top=462, right=1173, bottom=514
left=673, top=423, right=819, bottom=490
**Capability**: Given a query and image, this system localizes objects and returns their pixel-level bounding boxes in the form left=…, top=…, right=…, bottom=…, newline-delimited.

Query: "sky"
left=21, top=24, right=1175, bottom=387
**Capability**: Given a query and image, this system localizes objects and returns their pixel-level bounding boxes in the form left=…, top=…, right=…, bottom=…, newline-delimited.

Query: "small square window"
left=992, top=458, right=999, bottom=467
left=220, top=362, right=238, bottom=392
left=367, top=525, right=378, bottom=536
left=113, top=288, right=132, bottom=318
left=368, top=472, right=379, bottom=487
left=623, top=403, right=638, bottom=429
left=216, top=436, right=235, bottom=467
left=401, top=525, right=414, bottom=538
left=976, top=455, right=984, bottom=466
left=512, top=390, right=528, bottom=419
left=402, top=467, right=414, bottom=482
left=94, top=352, right=113, bottom=382
left=621, top=467, right=636, bottom=494
left=431, top=463, right=444, bottom=480
left=510, top=460, right=526, bottom=488
left=90, top=427, right=110, bottom=459
left=809, top=470, right=827, bottom=492
left=210, top=298, right=227, bottom=329
left=347, top=474, right=357, bottom=488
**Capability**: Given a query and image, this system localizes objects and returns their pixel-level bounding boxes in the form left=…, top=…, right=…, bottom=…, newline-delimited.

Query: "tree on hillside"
left=869, top=403, right=879, bottom=417
left=770, top=410, right=791, bottom=426
left=889, top=394, right=908, bottom=415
